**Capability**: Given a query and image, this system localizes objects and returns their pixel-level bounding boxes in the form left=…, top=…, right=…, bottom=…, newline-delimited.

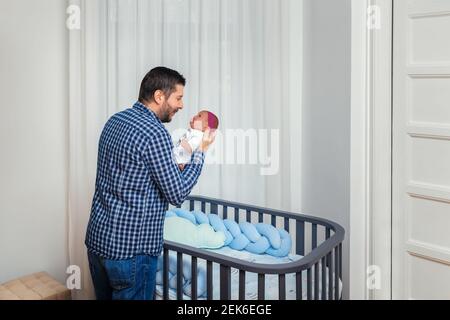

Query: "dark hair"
left=138, top=66, right=186, bottom=103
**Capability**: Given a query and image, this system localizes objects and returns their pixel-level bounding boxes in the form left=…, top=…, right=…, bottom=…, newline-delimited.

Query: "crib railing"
left=162, top=195, right=345, bottom=300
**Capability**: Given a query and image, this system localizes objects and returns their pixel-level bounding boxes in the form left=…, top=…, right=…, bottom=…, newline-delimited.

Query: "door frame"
left=350, top=0, right=393, bottom=299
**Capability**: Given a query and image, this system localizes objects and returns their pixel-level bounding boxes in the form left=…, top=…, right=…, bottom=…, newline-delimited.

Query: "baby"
left=173, top=110, right=219, bottom=170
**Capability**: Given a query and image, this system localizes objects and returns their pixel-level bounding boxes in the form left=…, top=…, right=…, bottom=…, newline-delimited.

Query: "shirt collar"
left=133, top=101, right=162, bottom=125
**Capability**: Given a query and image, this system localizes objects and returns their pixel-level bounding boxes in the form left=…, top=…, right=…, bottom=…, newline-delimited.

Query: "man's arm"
left=144, top=130, right=204, bottom=206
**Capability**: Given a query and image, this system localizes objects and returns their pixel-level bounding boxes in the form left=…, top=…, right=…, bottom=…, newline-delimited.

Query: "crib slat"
left=312, top=223, right=317, bottom=250
left=191, top=257, right=197, bottom=300
left=326, top=227, right=331, bottom=240
left=278, top=274, right=286, bottom=300
left=296, top=271, right=303, bottom=300
left=335, top=246, right=340, bottom=300
left=258, top=274, right=265, bottom=300
left=177, top=253, right=183, bottom=300
left=220, top=265, right=231, bottom=300
left=239, top=270, right=245, bottom=300
left=284, top=218, right=289, bottom=232
left=223, top=205, right=228, bottom=219
left=234, top=208, right=239, bottom=222
left=190, top=200, right=195, bottom=211
left=296, top=221, right=305, bottom=255
left=207, top=261, right=213, bottom=300
left=246, top=210, right=251, bottom=222
left=321, top=257, right=327, bottom=300
left=258, top=212, right=263, bottom=223
left=314, top=262, right=319, bottom=300
left=211, top=203, right=218, bottom=215
left=201, top=201, right=206, bottom=212
left=307, top=268, right=312, bottom=300
left=271, top=215, right=276, bottom=227
left=339, top=243, right=343, bottom=279
left=163, top=248, right=169, bottom=300
left=339, top=243, right=343, bottom=300
left=328, top=251, right=333, bottom=300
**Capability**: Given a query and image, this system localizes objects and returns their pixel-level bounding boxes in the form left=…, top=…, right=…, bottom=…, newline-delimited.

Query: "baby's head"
left=190, top=110, right=219, bottom=132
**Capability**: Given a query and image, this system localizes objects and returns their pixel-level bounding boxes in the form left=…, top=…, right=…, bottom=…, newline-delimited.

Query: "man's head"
left=138, top=67, right=186, bottom=123
left=190, top=110, right=219, bottom=132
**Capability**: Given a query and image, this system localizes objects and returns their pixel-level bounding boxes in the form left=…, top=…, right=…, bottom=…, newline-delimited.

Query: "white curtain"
left=68, top=0, right=302, bottom=299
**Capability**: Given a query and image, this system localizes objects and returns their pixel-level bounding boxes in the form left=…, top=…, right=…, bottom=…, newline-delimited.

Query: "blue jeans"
left=87, top=251, right=158, bottom=300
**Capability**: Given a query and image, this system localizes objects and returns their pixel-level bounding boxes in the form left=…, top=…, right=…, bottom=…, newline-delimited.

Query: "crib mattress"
left=155, top=246, right=342, bottom=300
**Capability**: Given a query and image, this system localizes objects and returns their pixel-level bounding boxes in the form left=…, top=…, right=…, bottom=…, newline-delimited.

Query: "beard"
left=160, top=101, right=174, bottom=123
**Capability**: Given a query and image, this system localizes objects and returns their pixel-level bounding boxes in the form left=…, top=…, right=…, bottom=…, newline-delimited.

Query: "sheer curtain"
left=68, top=0, right=302, bottom=299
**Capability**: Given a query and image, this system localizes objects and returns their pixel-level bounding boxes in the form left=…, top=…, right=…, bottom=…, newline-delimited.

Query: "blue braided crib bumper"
left=156, top=195, right=345, bottom=300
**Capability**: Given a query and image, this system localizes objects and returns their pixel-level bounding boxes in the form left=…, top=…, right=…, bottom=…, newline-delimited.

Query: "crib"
left=158, top=195, right=345, bottom=300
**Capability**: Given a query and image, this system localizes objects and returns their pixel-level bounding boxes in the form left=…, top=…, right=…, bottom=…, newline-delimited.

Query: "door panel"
left=393, top=0, right=450, bottom=299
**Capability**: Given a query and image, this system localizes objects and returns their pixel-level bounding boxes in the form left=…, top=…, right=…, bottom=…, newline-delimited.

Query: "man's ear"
left=154, top=90, right=165, bottom=104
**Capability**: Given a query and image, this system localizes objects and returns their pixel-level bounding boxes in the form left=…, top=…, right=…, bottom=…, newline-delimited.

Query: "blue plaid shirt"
left=85, top=102, right=205, bottom=259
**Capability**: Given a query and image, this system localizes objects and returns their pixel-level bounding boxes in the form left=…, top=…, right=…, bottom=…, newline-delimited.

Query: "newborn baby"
left=173, top=110, right=219, bottom=170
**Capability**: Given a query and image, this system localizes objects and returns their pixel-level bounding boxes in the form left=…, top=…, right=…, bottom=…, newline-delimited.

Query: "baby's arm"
left=175, top=139, right=193, bottom=171
left=180, top=139, right=192, bottom=154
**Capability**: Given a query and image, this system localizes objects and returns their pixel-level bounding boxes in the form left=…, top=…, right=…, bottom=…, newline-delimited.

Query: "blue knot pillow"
left=246, top=236, right=270, bottom=254
left=223, top=219, right=240, bottom=237
left=192, top=210, right=209, bottom=225
left=265, top=229, right=292, bottom=257
left=165, top=208, right=292, bottom=257
left=171, top=208, right=197, bottom=225
left=255, top=223, right=281, bottom=249
left=208, top=214, right=233, bottom=245
left=239, top=222, right=261, bottom=242
left=229, top=233, right=250, bottom=250
left=183, top=265, right=207, bottom=298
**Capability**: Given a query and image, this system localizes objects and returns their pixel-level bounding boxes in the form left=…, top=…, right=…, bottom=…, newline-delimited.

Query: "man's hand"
left=198, top=128, right=217, bottom=153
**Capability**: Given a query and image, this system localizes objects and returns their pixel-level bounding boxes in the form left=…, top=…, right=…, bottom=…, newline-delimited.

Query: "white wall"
left=302, top=0, right=352, bottom=299
left=0, top=0, right=68, bottom=284
left=0, top=0, right=352, bottom=298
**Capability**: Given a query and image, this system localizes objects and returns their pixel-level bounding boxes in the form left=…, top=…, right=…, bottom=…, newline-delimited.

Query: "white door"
left=393, top=0, right=450, bottom=299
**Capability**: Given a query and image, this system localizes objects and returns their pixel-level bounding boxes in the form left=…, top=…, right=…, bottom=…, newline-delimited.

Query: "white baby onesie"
left=173, top=128, right=204, bottom=164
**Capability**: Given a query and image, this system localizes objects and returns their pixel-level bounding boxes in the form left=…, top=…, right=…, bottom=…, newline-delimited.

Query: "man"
left=85, top=66, right=216, bottom=300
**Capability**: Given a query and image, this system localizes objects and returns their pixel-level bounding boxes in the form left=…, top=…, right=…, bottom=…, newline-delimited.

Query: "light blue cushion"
left=164, top=251, right=185, bottom=276
left=255, top=223, right=281, bottom=249
left=183, top=265, right=207, bottom=298
left=169, top=273, right=185, bottom=289
left=223, top=219, right=241, bottom=237
left=208, top=214, right=226, bottom=232
left=245, top=236, right=270, bottom=254
left=229, top=233, right=250, bottom=250
left=265, top=229, right=292, bottom=257
left=223, top=230, right=233, bottom=246
left=165, top=210, right=177, bottom=218
left=208, top=214, right=234, bottom=245
left=239, top=222, right=261, bottom=242
left=164, top=216, right=225, bottom=249
left=171, top=208, right=197, bottom=225
left=192, top=210, right=209, bottom=225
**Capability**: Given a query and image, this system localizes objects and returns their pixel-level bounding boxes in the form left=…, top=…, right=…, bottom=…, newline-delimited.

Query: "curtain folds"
left=68, top=0, right=302, bottom=299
